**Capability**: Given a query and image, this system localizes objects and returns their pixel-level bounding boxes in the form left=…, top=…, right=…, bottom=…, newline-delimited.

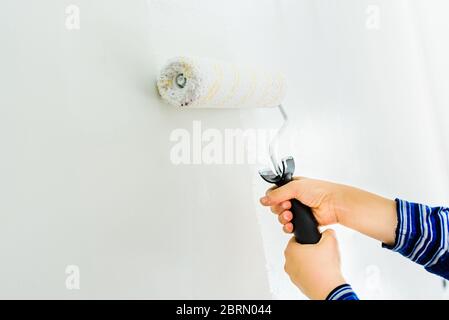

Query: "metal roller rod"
left=269, top=105, right=289, bottom=176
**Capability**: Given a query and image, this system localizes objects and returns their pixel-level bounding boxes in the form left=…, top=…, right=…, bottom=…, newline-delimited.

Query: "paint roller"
left=157, top=56, right=321, bottom=244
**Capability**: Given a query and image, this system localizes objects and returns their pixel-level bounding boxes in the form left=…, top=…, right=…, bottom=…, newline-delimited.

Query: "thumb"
left=287, top=229, right=335, bottom=247
left=319, top=228, right=337, bottom=245
left=264, top=180, right=303, bottom=205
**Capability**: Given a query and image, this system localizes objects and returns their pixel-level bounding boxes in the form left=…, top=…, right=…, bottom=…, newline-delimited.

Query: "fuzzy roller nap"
left=156, top=56, right=321, bottom=244
left=157, top=57, right=286, bottom=108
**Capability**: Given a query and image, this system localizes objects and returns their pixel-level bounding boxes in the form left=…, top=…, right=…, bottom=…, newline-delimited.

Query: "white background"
left=0, top=0, right=448, bottom=299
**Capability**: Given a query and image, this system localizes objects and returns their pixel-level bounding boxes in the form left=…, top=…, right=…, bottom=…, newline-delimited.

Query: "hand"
left=284, top=229, right=346, bottom=300
left=259, top=177, right=397, bottom=245
left=260, top=177, right=341, bottom=233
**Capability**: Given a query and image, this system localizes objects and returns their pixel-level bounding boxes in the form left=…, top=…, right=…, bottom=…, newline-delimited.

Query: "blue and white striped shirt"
left=326, top=284, right=359, bottom=300
left=327, top=198, right=449, bottom=300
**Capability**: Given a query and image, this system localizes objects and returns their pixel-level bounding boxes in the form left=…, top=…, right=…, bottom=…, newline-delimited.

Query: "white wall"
left=0, top=0, right=270, bottom=299
left=254, top=0, right=449, bottom=299
left=0, top=0, right=448, bottom=299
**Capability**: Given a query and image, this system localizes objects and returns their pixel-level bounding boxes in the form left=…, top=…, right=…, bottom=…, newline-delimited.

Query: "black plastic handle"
left=260, top=156, right=321, bottom=244
left=289, top=198, right=321, bottom=244
left=275, top=176, right=321, bottom=244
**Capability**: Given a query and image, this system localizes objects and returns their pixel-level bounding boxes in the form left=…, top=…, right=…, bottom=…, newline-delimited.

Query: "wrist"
left=332, top=184, right=397, bottom=244
left=311, top=274, right=346, bottom=300
left=330, top=184, right=353, bottom=225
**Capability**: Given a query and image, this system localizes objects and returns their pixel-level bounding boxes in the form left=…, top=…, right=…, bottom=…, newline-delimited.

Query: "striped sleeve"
left=326, top=284, right=359, bottom=300
left=382, top=199, right=449, bottom=280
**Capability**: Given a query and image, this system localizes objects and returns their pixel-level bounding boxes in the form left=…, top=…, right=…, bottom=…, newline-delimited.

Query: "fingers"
left=259, top=179, right=309, bottom=236
left=261, top=194, right=293, bottom=233
left=278, top=210, right=293, bottom=224
left=281, top=201, right=291, bottom=210
left=260, top=180, right=304, bottom=206
left=270, top=201, right=291, bottom=214
left=283, top=222, right=293, bottom=234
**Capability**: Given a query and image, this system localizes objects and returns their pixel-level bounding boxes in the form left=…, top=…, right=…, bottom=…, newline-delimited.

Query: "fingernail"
left=260, top=196, right=269, bottom=205
left=282, top=202, right=289, bottom=209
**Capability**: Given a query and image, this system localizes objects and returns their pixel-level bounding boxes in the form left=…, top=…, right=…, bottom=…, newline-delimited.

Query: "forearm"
left=384, top=199, right=449, bottom=280
left=335, top=184, right=449, bottom=280
left=333, top=184, right=397, bottom=245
